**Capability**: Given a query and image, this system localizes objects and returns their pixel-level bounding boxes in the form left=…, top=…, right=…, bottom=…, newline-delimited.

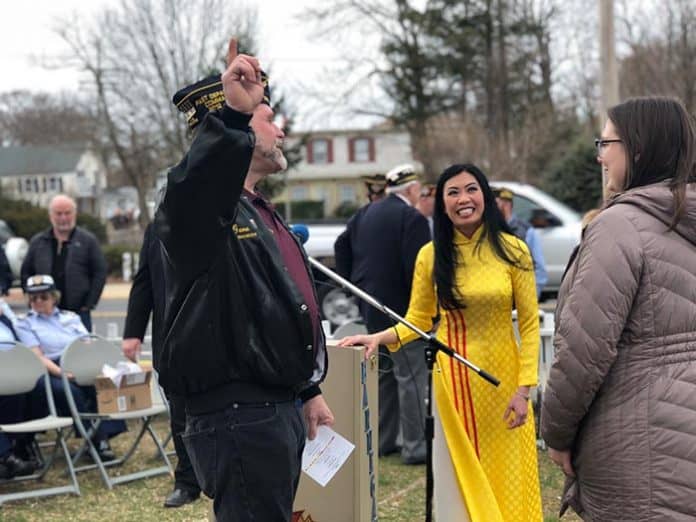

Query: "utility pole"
left=599, top=0, right=620, bottom=197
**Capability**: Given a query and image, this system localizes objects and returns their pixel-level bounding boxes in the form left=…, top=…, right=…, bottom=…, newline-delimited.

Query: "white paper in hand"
left=301, top=425, right=355, bottom=487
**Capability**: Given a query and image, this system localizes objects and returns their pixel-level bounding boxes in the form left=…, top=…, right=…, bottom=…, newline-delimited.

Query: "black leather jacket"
left=154, top=107, right=327, bottom=414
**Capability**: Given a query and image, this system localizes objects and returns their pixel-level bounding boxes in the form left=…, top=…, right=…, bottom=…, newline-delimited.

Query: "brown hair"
left=607, top=96, right=696, bottom=228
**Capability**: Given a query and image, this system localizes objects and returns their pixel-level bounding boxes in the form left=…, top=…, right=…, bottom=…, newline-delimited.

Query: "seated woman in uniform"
left=15, top=275, right=126, bottom=461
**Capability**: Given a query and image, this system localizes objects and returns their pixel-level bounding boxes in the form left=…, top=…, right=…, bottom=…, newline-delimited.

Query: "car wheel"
left=319, top=287, right=361, bottom=327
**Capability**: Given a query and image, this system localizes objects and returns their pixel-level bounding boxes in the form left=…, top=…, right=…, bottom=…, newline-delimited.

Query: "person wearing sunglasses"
left=15, top=275, right=126, bottom=462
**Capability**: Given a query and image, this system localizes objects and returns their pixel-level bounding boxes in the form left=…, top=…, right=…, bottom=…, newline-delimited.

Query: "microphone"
left=290, top=224, right=309, bottom=245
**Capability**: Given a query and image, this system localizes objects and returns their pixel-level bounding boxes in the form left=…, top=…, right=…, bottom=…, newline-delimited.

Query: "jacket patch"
left=232, top=224, right=258, bottom=240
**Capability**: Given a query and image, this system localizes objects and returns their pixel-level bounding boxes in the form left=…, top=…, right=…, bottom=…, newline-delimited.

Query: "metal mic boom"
left=308, top=256, right=499, bottom=386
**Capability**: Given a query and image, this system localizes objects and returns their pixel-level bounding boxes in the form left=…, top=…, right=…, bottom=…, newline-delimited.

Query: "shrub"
left=102, top=243, right=141, bottom=277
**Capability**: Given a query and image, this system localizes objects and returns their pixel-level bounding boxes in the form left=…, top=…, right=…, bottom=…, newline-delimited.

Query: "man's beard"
left=262, top=143, right=288, bottom=172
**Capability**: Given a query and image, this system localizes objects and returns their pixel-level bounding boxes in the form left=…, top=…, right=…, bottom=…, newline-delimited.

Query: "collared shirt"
left=0, top=299, right=18, bottom=348
left=242, top=189, right=320, bottom=343
left=15, top=308, right=88, bottom=361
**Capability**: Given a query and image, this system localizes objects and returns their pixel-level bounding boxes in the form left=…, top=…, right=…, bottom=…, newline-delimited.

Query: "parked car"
left=0, top=219, right=29, bottom=287
left=304, top=183, right=581, bottom=327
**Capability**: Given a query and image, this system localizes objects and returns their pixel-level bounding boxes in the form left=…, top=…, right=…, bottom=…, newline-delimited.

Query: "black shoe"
left=0, top=453, right=36, bottom=478
left=163, top=488, right=200, bottom=508
left=96, top=440, right=116, bottom=462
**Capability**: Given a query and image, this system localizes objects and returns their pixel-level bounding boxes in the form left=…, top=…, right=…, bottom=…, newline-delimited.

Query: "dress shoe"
left=163, top=487, right=200, bottom=508
left=0, top=453, right=36, bottom=478
left=96, top=440, right=116, bottom=462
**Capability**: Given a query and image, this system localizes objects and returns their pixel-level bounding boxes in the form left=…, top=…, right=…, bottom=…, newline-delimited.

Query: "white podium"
left=293, top=340, right=379, bottom=522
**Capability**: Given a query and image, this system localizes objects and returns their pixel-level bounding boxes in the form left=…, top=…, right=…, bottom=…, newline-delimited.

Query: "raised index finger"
left=227, top=37, right=238, bottom=67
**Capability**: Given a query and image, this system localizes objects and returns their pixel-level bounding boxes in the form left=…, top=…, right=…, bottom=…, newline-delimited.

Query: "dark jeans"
left=183, top=400, right=306, bottom=522
left=0, top=384, right=47, bottom=458
left=77, top=310, right=92, bottom=333
left=168, top=393, right=200, bottom=493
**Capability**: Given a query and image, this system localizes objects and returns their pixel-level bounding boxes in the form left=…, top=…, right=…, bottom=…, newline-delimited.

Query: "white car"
left=0, top=219, right=29, bottom=286
left=304, top=183, right=581, bottom=326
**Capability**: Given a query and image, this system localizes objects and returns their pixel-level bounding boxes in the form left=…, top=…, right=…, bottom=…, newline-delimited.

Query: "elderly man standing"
left=20, top=195, right=106, bottom=331
left=154, top=39, right=333, bottom=521
left=334, top=163, right=431, bottom=464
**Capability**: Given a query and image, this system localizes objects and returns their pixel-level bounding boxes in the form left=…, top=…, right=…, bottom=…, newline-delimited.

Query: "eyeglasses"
left=594, top=138, right=622, bottom=156
left=29, top=293, right=52, bottom=302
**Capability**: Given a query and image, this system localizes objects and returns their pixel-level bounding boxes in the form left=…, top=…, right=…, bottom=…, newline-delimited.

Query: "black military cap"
left=172, top=71, right=271, bottom=130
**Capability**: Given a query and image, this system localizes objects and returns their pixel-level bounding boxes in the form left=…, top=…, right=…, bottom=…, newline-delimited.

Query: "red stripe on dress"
left=452, top=312, right=470, bottom=437
left=456, top=309, right=480, bottom=458
left=447, top=314, right=461, bottom=415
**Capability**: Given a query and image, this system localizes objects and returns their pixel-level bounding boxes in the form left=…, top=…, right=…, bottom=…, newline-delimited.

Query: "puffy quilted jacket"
left=541, top=181, right=696, bottom=521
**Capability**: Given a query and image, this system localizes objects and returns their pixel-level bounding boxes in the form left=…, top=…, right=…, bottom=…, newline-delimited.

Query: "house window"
left=42, top=178, right=47, bottom=192
left=49, top=177, right=58, bottom=191
left=338, top=184, right=356, bottom=202
left=307, top=138, right=333, bottom=164
left=349, top=137, right=374, bottom=162
left=24, top=178, right=33, bottom=192
left=58, top=178, right=64, bottom=192
left=17, top=179, right=22, bottom=193
left=290, top=185, right=309, bottom=201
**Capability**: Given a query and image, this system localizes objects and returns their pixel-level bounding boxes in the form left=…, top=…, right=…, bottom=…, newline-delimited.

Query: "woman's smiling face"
left=443, top=171, right=485, bottom=237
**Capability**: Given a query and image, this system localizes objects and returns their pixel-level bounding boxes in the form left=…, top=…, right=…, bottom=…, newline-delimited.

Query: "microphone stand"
left=308, top=257, right=499, bottom=522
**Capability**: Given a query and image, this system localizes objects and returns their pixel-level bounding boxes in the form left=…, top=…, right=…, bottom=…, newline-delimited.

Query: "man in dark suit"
left=334, top=164, right=431, bottom=464
left=121, top=223, right=201, bottom=508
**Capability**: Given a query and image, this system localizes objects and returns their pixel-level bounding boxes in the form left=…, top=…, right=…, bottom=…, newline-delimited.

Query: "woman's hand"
left=337, top=334, right=380, bottom=358
left=503, top=390, right=529, bottom=429
left=548, top=447, right=575, bottom=477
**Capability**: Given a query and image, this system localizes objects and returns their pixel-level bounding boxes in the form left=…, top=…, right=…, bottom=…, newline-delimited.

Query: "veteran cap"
left=385, top=164, right=418, bottom=187
left=25, top=274, right=56, bottom=294
left=172, top=71, right=271, bottom=130
left=493, top=187, right=515, bottom=201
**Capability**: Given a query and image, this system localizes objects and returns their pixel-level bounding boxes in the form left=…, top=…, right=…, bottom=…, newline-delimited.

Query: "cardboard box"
left=94, top=369, right=153, bottom=414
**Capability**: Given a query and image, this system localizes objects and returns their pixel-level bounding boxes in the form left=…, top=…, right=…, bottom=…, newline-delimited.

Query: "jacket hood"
left=610, top=181, right=696, bottom=246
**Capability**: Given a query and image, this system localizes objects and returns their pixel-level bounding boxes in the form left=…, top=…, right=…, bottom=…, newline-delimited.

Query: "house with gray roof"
left=0, top=145, right=106, bottom=215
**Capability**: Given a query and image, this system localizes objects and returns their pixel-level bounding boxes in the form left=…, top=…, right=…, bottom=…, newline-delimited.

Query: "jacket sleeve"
left=525, top=227, right=548, bottom=295
left=155, top=107, right=254, bottom=278
left=333, top=226, right=353, bottom=279
left=510, top=240, right=540, bottom=386
left=85, top=233, right=107, bottom=309
left=541, top=211, right=643, bottom=450
left=123, top=226, right=153, bottom=340
left=400, top=210, right=431, bottom=295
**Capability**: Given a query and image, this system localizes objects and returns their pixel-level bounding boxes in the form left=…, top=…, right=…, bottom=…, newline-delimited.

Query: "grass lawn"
left=1, top=419, right=580, bottom=521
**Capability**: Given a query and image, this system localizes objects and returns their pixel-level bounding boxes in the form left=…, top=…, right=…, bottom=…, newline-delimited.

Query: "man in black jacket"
left=121, top=223, right=201, bottom=508
left=154, top=39, right=333, bottom=521
left=334, top=163, right=431, bottom=464
left=20, top=195, right=106, bottom=331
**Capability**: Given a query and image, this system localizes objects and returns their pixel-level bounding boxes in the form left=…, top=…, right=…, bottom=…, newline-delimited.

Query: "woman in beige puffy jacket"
left=541, top=96, right=696, bottom=521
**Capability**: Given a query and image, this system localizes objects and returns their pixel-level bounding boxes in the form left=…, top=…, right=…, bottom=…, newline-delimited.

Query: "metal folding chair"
left=0, top=342, right=80, bottom=505
left=331, top=320, right=368, bottom=339
left=59, top=335, right=172, bottom=489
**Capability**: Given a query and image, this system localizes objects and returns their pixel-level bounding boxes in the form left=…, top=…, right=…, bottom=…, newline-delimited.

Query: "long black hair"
left=608, top=96, right=696, bottom=228
left=433, top=164, right=528, bottom=310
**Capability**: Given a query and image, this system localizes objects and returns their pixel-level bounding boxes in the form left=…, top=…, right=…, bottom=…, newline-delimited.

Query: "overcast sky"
left=0, top=0, right=367, bottom=130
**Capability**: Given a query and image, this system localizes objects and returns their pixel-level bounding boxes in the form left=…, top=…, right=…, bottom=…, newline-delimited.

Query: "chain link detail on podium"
left=361, top=360, right=378, bottom=521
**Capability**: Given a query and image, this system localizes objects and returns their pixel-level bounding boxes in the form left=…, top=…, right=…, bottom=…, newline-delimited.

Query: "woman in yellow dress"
left=339, top=164, right=542, bottom=521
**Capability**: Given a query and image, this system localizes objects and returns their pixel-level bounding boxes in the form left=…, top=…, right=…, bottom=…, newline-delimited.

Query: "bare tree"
left=0, top=91, right=96, bottom=146
left=51, top=0, right=259, bottom=226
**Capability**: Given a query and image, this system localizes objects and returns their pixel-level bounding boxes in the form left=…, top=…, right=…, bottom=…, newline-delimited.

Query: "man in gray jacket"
left=20, top=195, right=106, bottom=331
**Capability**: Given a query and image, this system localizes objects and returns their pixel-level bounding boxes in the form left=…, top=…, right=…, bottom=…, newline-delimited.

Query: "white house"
left=0, top=145, right=107, bottom=215
left=281, top=127, right=421, bottom=216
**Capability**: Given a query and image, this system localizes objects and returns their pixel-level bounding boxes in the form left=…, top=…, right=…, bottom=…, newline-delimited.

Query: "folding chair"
left=59, top=335, right=172, bottom=489
left=0, top=342, right=80, bottom=505
left=331, top=320, right=368, bottom=339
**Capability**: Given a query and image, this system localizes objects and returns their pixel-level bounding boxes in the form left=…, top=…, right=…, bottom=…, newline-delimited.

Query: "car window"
left=512, top=196, right=542, bottom=223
